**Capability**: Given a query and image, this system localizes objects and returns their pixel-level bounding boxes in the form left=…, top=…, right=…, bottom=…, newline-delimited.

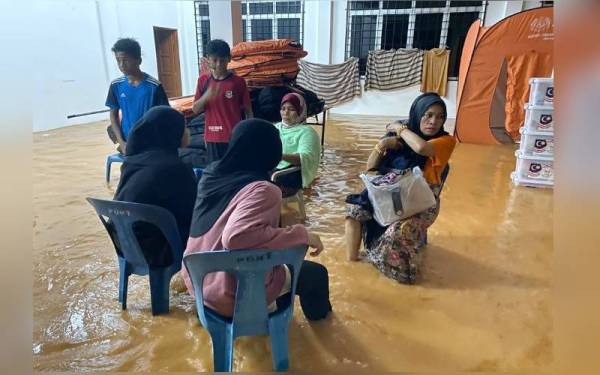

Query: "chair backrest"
left=439, top=164, right=450, bottom=193
left=183, top=246, right=307, bottom=337
left=270, top=165, right=301, bottom=184
left=87, top=198, right=184, bottom=269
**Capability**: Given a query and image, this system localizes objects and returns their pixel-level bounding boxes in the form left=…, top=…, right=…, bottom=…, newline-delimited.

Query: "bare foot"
left=170, top=272, right=187, bottom=293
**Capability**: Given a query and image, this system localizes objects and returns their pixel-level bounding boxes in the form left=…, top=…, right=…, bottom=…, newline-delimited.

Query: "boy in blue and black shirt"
left=105, top=38, right=169, bottom=154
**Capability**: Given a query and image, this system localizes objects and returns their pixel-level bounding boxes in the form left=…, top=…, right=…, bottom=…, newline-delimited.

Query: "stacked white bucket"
left=511, top=77, right=554, bottom=188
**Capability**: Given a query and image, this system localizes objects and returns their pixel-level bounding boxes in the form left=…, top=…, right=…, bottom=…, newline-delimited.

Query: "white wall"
left=209, top=1, right=235, bottom=44
left=31, top=2, right=109, bottom=131
left=330, top=0, right=349, bottom=64
left=303, top=1, right=334, bottom=64
left=331, top=81, right=457, bottom=118
left=31, top=0, right=198, bottom=132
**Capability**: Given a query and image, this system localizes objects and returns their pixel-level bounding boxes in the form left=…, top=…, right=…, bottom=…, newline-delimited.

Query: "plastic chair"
left=106, top=153, right=125, bottom=183
left=422, top=164, right=450, bottom=245
left=86, top=197, right=184, bottom=315
left=304, top=103, right=328, bottom=147
left=271, top=166, right=306, bottom=219
left=183, top=245, right=308, bottom=372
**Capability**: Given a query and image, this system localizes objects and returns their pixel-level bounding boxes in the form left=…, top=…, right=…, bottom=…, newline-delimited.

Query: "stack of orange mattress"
left=168, top=96, right=195, bottom=119
left=228, top=39, right=307, bottom=89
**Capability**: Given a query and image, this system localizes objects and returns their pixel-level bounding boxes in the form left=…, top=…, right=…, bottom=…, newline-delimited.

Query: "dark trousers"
left=206, top=142, right=229, bottom=163
left=276, top=260, right=332, bottom=321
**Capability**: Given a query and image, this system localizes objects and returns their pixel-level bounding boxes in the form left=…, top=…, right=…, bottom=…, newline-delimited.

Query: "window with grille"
left=241, top=1, right=304, bottom=43
left=345, top=0, right=487, bottom=78
left=194, top=1, right=211, bottom=62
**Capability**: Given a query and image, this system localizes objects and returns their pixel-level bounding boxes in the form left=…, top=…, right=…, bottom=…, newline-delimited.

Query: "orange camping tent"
left=455, top=7, right=553, bottom=144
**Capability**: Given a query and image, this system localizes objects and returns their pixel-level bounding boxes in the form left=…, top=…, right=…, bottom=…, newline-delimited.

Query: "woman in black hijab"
left=345, top=93, right=456, bottom=284
left=182, top=119, right=332, bottom=321
left=113, top=105, right=197, bottom=266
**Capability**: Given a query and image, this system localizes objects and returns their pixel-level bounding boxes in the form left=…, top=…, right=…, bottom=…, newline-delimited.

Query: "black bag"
left=294, top=85, right=325, bottom=117
left=179, top=113, right=208, bottom=168
left=178, top=147, right=209, bottom=169
left=185, top=113, right=206, bottom=150
left=257, top=86, right=291, bottom=122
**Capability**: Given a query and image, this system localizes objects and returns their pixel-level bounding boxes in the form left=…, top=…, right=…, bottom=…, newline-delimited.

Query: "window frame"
left=241, top=0, right=305, bottom=43
left=194, top=1, right=211, bottom=62
left=345, top=0, right=487, bottom=79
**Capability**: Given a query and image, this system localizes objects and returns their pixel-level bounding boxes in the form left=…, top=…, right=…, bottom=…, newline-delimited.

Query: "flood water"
left=33, top=115, right=552, bottom=372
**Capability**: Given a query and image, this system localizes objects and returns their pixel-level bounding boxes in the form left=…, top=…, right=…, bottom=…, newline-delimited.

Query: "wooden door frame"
left=153, top=26, right=182, bottom=98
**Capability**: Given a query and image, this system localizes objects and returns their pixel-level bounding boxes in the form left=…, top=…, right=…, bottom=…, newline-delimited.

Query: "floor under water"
left=33, top=115, right=553, bottom=372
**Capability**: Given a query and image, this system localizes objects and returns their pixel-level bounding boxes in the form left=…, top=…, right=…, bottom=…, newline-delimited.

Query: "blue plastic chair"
left=86, top=197, right=184, bottom=315
left=183, top=246, right=308, bottom=372
left=106, top=153, right=125, bottom=183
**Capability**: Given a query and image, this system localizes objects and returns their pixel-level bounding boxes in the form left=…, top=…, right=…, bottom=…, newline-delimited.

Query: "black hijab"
left=381, top=92, right=449, bottom=173
left=114, top=106, right=197, bottom=265
left=189, top=118, right=282, bottom=237
left=115, top=105, right=193, bottom=197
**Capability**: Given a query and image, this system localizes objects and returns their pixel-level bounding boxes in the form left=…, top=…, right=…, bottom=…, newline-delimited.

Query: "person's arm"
left=281, top=153, right=301, bottom=165
left=366, top=136, right=400, bottom=171
left=221, top=183, right=308, bottom=250
left=221, top=183, right=324, bottom=256
left=387, top=122, right=434, bottom=157
left=192, top=83, right=219, bottom=114
left=105, top=84, right=126, bottom=150
left=109, top=109, right=126, bottom=152
left=398, top=129, right=434, bottom=156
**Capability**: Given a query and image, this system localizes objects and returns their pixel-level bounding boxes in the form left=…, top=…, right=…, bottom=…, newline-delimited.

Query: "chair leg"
left=106, top=157, right=112, bottom=184
left=321, top=110, right=327, bottom=147
left=210, top=329, right=234, bottom=372
left=118, top=257, right=128, bottom=310
left=295, top=191, right=306, bottom=220
left=268, top=316, right=290, bottom=371
left=148, top=269, right=171, bottom=315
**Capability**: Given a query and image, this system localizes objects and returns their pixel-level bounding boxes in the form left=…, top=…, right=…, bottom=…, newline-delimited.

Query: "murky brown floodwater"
left=33, top=115, right=552, bottom=372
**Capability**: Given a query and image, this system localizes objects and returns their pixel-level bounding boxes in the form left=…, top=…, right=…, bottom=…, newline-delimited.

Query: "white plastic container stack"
left=519, top=128, right=554, bottom=157
left=523, top=103, right=553, bottom=132
left=528, top=77, right=554, bottom=105
left=511, top=77, right=554, bottom=188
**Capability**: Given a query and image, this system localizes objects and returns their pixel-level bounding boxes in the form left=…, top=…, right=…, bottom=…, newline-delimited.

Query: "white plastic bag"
left=359, top=167, right=436, bottom=226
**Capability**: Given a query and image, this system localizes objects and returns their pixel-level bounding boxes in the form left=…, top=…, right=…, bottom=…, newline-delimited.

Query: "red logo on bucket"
left=529, top=163, right=542, bottom=177
left=538, top=114, right=553, bottom=129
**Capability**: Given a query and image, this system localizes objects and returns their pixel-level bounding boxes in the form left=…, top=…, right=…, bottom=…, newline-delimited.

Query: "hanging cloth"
left=420, top=48, right=450, bottom=97
left=296, top=58, right=361, bottom=107
left=364, top=48, right=423, bottom=91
